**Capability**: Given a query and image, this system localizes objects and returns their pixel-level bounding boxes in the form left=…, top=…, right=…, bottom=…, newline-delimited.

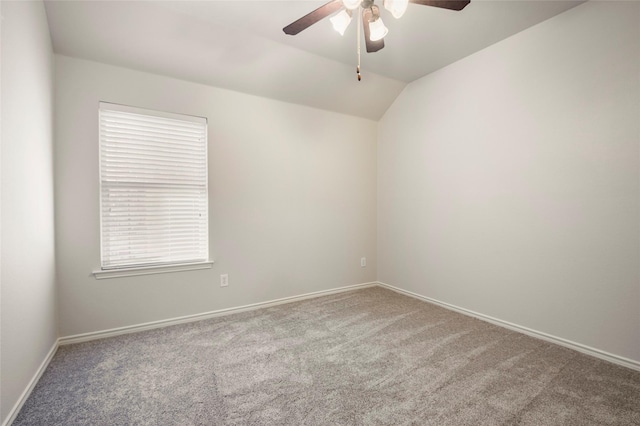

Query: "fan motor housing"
left=361, top=0, right=375, bottom=9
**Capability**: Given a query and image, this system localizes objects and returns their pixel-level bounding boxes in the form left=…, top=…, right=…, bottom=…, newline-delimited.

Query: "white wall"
left=378, top=1, right=640, bottom=363
left=55, top=55, right=377, bottom=337
left=1, top=1, right=58, bottom=423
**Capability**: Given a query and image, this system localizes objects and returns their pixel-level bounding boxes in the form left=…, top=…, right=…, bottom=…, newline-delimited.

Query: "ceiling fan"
left=283, top=0, right=470, bottom=55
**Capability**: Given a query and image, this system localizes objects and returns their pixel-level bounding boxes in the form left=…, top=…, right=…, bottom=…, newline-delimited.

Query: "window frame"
left=94, top=102, right=211, bottom=278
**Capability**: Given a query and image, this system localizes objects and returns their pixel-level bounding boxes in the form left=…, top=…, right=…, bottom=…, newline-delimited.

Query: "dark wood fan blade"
left=408, top=0, right=470, bottom=11
left=362, top=8, right=384, bottom=53
left=283, top=0, right=344, bottom=35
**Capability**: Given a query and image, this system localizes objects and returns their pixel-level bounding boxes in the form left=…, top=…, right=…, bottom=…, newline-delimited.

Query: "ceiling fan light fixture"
left=330, top=9, right=352, bottom=35
left=368, top=16, right=388, bottom=41
left=342, top=0, right=362, bottom=10
left=369, top=5, right=389, bottom=41
left=383, top=0, right=409, bottom=19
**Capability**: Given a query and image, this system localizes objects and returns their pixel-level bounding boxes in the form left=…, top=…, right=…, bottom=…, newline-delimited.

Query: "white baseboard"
left=59, top=281, right=377, bottom=346
left=5, top=282, right=376, bottom=425
left=8, top=279, right=637, bottom=426
left=377, top=281, right=640, bottom=372
left=2, top=340, right=59, bottom=426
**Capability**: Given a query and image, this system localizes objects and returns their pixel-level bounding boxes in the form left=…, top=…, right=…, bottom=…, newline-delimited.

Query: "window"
left=98, top=102, right=208, bottom=271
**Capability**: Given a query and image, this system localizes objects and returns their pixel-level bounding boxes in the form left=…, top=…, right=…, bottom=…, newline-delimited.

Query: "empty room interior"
left=1, top=0, right=639, bottom=424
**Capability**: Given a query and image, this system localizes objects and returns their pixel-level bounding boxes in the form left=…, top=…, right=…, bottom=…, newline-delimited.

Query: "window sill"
left=93, top=261, right=214, bottom=280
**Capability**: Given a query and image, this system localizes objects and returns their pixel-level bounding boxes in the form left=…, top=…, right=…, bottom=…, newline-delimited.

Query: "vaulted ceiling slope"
left=44, top=1, right=582, bottom=120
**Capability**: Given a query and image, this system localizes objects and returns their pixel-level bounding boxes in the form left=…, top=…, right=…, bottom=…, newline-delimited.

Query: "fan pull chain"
left=356, top=7, right=361, bottom=81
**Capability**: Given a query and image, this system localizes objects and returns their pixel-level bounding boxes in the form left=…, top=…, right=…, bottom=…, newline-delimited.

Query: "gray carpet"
left=14, top=287, right=640, bottom=425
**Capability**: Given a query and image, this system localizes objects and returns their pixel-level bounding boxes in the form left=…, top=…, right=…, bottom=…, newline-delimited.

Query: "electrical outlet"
left=361, top=257, right=366, bottom=267
left=220, top=274, right=228, bottom=287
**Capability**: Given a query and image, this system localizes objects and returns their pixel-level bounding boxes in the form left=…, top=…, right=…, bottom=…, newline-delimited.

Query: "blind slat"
left=101, top=135, right=205, bottom=147
left=101, top=147, right=205, bottom=162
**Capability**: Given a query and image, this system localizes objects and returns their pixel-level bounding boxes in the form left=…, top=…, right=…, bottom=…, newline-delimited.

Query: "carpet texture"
left=14, top=287, right=640, bottom=425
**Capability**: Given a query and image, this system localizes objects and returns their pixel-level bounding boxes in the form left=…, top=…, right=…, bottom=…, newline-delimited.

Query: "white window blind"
left=99, top=102, right=208, bottom=270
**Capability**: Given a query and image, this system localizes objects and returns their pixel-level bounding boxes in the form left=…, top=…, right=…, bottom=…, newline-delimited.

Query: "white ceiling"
left=44, top=0, right=582, bottom=120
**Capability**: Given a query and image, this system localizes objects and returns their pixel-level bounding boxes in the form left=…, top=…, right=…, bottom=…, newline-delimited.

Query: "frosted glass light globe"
left=368, top=17, right=388, bottom=41
left=383, top=0, right=409, bottom=19
left=330, top=10, right=353, bottom=36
